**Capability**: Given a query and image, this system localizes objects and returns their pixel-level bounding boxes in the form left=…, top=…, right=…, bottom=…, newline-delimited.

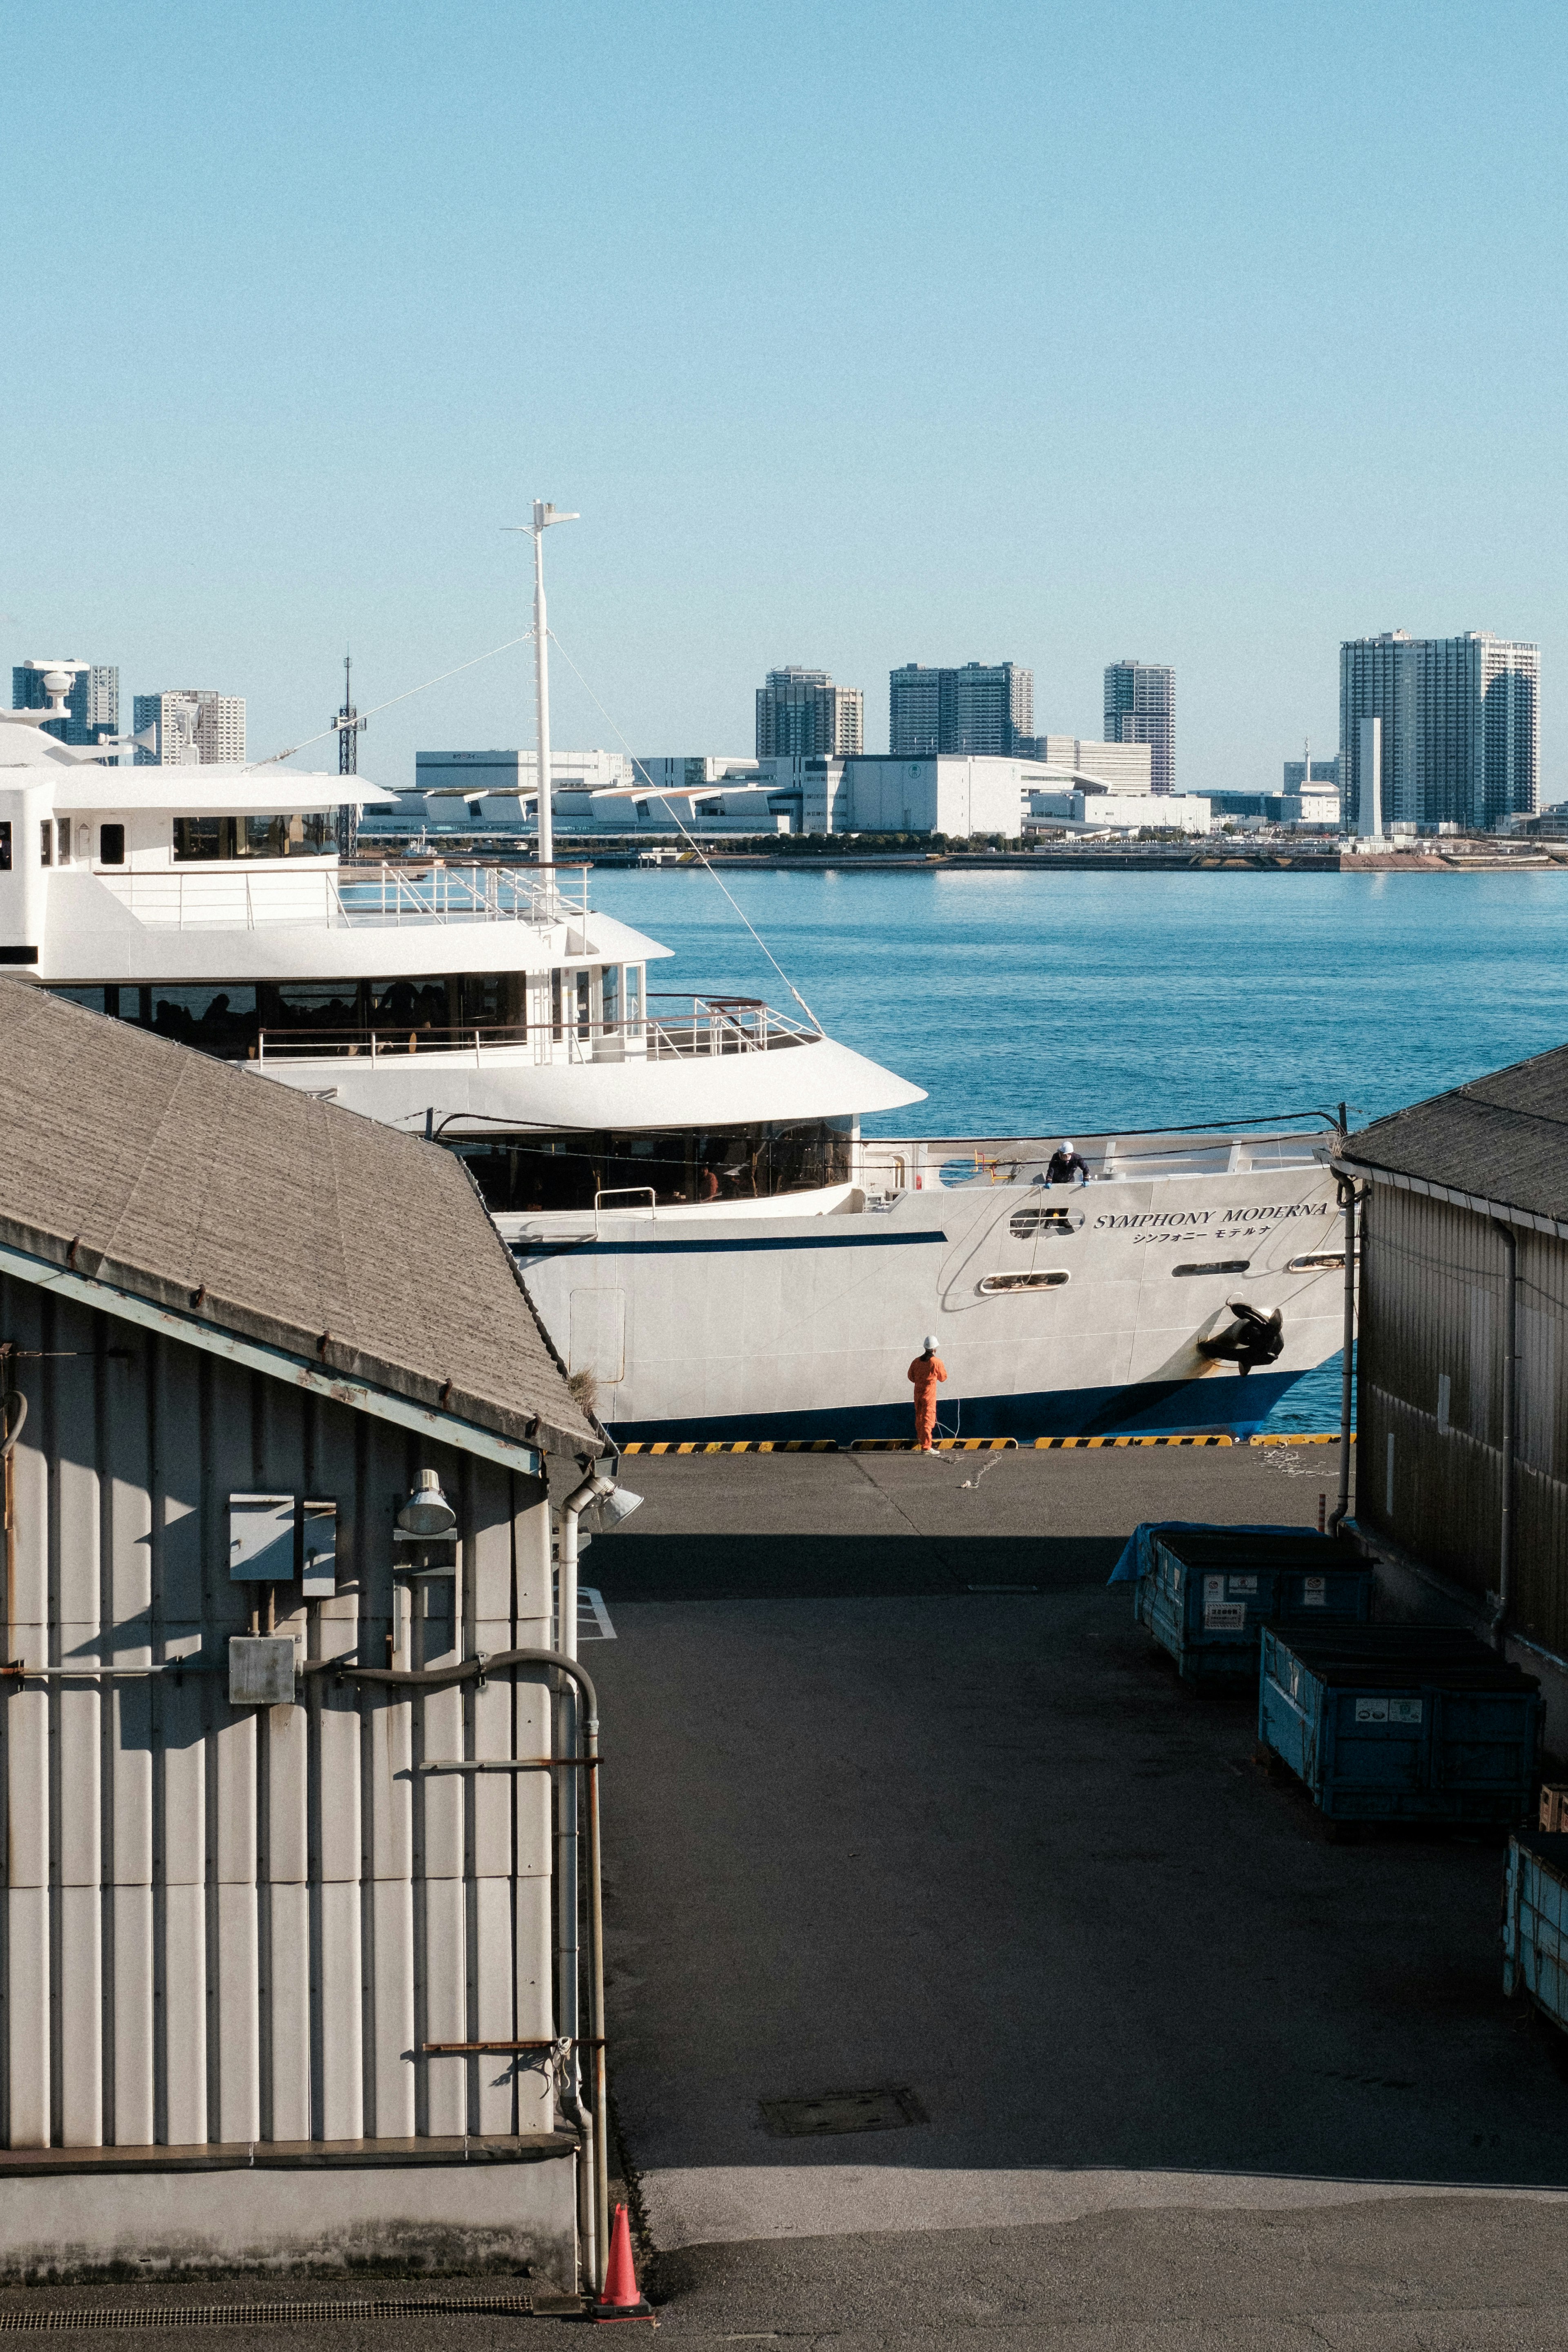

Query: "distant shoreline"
left=365, top=840, right=1568, bottom=876
left=582, top=849, right=1568, bottom=876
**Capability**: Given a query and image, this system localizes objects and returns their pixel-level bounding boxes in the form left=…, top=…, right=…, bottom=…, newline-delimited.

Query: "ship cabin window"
left=55, top=820, right=70, bottom=865
left=39, top=822, right=51, bottom=868
left=99, top=825, right=125, bottom=865
left=0, top=822, right=11, bottom=871
left=43, top=971, right=531, bottom=1058
left=173, top=814, right=334, bottom=861
left=451, top=1119, right=853, bottom=1215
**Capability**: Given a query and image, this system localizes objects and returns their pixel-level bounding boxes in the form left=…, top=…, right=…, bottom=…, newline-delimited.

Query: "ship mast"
left=519, top=501, right=578, bottom=873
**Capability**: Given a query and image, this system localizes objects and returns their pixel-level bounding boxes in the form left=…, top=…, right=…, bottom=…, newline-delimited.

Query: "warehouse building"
left=0, top=985, right=610, bottom=2284
left=1338, top=1046, right=1568, bottom=1735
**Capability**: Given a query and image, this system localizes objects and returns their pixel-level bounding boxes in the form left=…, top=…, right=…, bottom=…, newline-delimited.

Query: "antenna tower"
left=336, top=652, right=364, bottom=777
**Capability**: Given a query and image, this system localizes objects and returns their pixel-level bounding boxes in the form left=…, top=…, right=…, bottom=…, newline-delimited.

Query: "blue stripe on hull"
left=607, top=1366, right=1314, bottom=1447
left=514, top=1229, right=945, bottom=1260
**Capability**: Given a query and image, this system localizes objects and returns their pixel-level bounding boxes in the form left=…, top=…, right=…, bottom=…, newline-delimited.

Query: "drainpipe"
left=1490, top=1219, right=1518, bottom=1644
left=319, top=1642, right=607, bottom=2293
left=2, top=1375, right=27, bottom=1661
left=557, top=1469, right=615, bottom=2289
left=1327, top=1174, right=1359, bottom=1536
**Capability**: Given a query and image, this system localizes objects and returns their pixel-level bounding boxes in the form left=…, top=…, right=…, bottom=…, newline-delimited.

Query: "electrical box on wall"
left=229, top=1493, right=339, bottom=1592
left=228, top=1635, right=298, bottom=1707
left=229, top=1493, right=296, bottom=1581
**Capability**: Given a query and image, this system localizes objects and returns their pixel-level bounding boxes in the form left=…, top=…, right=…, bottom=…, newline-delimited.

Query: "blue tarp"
left=1109, top=1521, right=1331, bottom=1585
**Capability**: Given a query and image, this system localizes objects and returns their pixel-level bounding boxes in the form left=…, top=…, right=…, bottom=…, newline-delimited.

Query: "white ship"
left=0, top=573, right=1344, bottom=1443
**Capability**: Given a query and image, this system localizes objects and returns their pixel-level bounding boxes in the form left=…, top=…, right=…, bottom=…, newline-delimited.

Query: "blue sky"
left=8, top=1, right=1566, bottom=795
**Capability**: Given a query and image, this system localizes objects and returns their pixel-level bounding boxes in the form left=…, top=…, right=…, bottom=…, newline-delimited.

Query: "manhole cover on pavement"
left=759, top=2085, right=927, bottom=2137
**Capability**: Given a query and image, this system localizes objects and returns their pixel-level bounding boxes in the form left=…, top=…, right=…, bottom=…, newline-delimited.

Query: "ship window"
left=625, top=963, right=642, bottom=1032
left=602, top=964, right=619, bottom=1031
left=575, top=970, right=592, bottom=1038
left=1172, top=1259, right=1251, bottom=1276
left=0, top=822, right=9, bottom=871
left=56, top=820, right=70, bottom=865
left=454, top=1118, right=853, bottom=1215
left=978, top=1271, right=1069, bottom=1295
left=1008, top=1201, right=1074, bottom=1239
left=145, top=986, right=260, bottom=1049
left=39, top=822, right=51, bottom=868
left=99, top=824, right=125, bottom=865
left=174, top=814, right=334, bottom=861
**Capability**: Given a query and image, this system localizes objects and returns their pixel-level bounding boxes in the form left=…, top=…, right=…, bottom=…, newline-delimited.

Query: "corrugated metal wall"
left=1359, top=1183, right=1568, bottom=1653
left=0, top=1272, right=559, bottom=2152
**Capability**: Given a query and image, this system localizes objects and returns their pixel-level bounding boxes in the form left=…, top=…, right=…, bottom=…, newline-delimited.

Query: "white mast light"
left=506, top=500, right=579, bottom=885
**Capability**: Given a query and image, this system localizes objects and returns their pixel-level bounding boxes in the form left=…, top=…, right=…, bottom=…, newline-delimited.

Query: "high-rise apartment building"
left=1283, top=755, right=1340, bottom=791
left=755, top=668, right=862, bottom=758
left=133, top=690, right=246, bottom=765
left=1339, top=633, right=1538, bottom=832
left=1103, top=660, right=1175, bottom=795
left=12, top=658, right=118, bottom=746
left=889, top=662, right=1034, bottom=757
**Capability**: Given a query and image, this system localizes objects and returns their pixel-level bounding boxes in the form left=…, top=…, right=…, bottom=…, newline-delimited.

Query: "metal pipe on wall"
left=319, top=1644, right=606, bottom=2290
left=557, top=1470, right=615, bottom=2289
left=1491, top=1219, right=1519, bottom=1641
left=1328, top=1174, right=1358, bottom=1535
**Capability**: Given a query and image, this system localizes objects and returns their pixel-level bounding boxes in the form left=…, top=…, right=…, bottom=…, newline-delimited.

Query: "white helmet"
left=923, top=1334, right=939, bottom=1351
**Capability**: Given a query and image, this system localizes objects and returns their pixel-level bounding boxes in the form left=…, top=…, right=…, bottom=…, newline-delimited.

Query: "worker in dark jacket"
left=1045, top=1140, right=1089, bottom=1185
left=907, top=1335, right=949, bottom=1453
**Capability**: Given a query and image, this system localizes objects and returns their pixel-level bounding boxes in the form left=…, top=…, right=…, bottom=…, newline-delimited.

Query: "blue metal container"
left=1136, top=1528, right=1372, bottom=1689
left=1503, top=1831, right=1568, bottom=2032
left=1259, top=1627, right=1542, bottom=1824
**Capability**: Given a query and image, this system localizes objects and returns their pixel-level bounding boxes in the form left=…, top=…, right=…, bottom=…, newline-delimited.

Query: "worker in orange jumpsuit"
left=907, top=1334, right=949, bottom=1453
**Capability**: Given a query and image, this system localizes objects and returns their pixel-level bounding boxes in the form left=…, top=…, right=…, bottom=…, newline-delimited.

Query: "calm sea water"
left=588, top=865, right=1568, bottom=1431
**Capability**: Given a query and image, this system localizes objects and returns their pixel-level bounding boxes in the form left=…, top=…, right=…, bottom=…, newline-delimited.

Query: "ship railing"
left=254, top=1024, right=531, bottom=1065
left=855, top=1127, right=1330, bottom=1191
left=643, top=995, right=815, bottom=1060
left=250, top=996, right=817, bottom=1067
left=332, top=860, right=592, bottom=927
left=96, top=860, right=589, bottom=932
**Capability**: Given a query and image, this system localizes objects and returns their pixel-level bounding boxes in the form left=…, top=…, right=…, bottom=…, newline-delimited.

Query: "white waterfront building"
left=381, top=751, right=1089, bottom=840
left=1035, top=736, right=1153, bottom=792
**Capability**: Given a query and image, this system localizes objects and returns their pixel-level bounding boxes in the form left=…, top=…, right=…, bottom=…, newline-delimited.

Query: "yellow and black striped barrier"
left=1034, top=1432, right=1233, bottom=1449
left=618, top=1438, right=838, bottom=1454
left=619, top=1430, right=1348, bottom=1455
left=849, top=1437, right=1018, bottom=1453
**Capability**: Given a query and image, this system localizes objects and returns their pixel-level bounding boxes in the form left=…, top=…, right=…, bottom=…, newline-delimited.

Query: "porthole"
left=1008, top=1202, right=1074, bottom=1239
left=1171, top=1259, right=1251, bottom=1277
left=978, top=1270, right=1070, bottom=1295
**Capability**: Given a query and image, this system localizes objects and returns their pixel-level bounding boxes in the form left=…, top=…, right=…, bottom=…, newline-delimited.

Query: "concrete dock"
left=584, top=1441, right=1568, bottom=2345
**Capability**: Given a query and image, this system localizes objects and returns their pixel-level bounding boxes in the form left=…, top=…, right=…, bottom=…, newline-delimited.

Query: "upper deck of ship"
left=0, top=706, right=926, bottom=1123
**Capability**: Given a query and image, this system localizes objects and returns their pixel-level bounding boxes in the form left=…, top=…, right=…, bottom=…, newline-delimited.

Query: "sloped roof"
left=0, top=980, right=600, bottom=1463
left=1337, top=1042, right=1568, bottom=1226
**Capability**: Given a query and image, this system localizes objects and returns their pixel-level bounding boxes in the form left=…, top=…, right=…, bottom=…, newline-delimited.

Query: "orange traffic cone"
left=590, top=2201, right=656, bottom=2325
